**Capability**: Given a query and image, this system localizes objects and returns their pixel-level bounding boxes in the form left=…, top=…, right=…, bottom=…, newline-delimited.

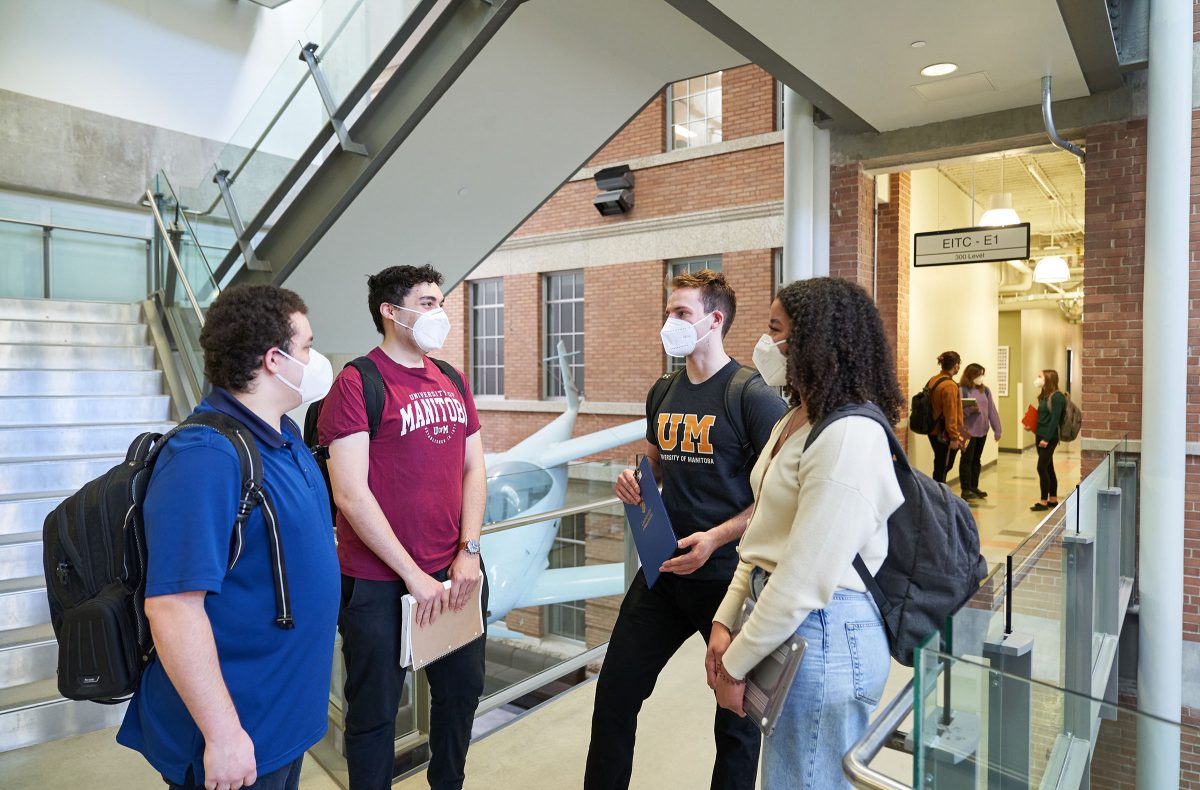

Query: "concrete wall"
left=907, top=167, right=1000, bottom=478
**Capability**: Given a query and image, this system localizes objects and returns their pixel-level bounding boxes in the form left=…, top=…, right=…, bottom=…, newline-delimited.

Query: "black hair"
left=937, top=350, right=961, bottom=372
left=367, top=265, right=444, bottom=334
left=774, top=277, right=903, bottom=425
left=199, top=284, right=308, bottom=392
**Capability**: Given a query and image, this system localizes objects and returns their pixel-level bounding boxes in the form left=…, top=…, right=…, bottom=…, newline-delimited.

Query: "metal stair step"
left=0, top=396, right=170, bottom=427
left=0, top=368, right=162, bottom=397
left=0, top=531, right=43, bottom=581
left=0, top=298, right=140, bottom=325
left=0, top=678, right=127, bottom=753
left=0, top=344, right=154, bottom=371
left=0, top=319, right=146, bottom=347
left=0, top=423, right=174, bottom=459
left=0, top=576, right=50, bottom=630
left=0, top=496, right=69, bottom=537
left=0, top=624, right=57, bottom=689
left=0, top=456, right=125, bottom=498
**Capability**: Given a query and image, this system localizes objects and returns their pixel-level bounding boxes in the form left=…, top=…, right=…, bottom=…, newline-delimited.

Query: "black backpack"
left=303, top=355, right=466, bottom=522
left=647, top=365, right=773, bottom=476
left=42, top=411, right=293, bottom=703
left=804, top=403, right=987, bottom=666
left=909, top=375, right=954, bottom=436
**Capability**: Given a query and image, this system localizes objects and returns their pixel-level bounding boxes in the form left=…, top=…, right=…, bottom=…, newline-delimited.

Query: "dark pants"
left=929, top=435, right=958, bottom=484
left=339, top=567, right=488, bottom=790
left=960, top=434, right=987, bottom=493
left=165, top=755, right=303, bottom=790
left=584, top=569, right=761, bottom=790
left=1037, top=439, right=1060, bottom=499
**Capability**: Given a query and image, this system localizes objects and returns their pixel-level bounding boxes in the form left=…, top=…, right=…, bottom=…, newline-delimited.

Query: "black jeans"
left=960, top=435, right=987, bottom=492
left=1037, top=439, right=1060, bottom=499
left=339, top=567, right=488, bottom=790
left=928, top=435, right=958, bottom=484
left=584, top=568, right=761, bottom=790
left=165, top=755, right=303, bottom=790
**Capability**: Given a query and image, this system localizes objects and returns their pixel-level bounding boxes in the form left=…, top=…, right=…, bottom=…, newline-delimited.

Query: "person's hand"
left=706, top=623, right=732, bottom=690
left=714, top=667, right=747, bottom=717
left=614, top=468, right=642, bottom=505
left=949, top=439, right=962, bottom=450
left=448, top=551, right=481, bottom=613
left=994, top=433, right=1002, bottom=442
left=407, top=570, right=448, bottom=627
left=202, top=725, right=256, bottom=790
left=1038, top=440, right=1048, bottom=448
left=660, top=531, right=719, bottom=576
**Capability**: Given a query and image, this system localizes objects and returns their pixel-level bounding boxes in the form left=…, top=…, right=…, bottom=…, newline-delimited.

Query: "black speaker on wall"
left=593, top=165, right=634, bottom=215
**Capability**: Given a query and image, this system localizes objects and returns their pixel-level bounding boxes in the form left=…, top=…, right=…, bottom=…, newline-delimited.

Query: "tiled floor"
left=0, top=445, right=1079, bottom=789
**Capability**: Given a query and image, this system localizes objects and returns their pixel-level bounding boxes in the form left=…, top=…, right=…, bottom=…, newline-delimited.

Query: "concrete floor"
left=0, top=445, right=1079, bottom=789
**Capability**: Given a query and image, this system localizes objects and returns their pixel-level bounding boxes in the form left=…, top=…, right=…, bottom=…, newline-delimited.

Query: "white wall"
left=0, top=0, right=327, bottom=143
left=907, top=168, right=1000, bottom=481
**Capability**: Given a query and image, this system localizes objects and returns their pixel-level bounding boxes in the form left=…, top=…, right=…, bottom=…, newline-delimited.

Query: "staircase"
left=0, top=297, right=173, bottom=752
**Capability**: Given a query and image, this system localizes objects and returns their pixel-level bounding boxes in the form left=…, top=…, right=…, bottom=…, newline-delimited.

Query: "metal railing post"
left=982, top=633, right=1034, bottom=790
left=145, top=239, right=154, bottom=296
left=1063, top=533, right=1095, bottom=773
left=41, top=226, right=51, bottom=298
left=212, top=169, right=270, bottom=271
left=1115, top=460, right=1138, bottom=581
left=299, top=42, right=370, bottom=156
left=1097, top=488, right=1123, bottom=720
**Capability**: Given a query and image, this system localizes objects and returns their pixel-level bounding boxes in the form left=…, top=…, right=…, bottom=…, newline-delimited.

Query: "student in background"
left=926, top=351, right=965, bottom=484
left=1031, top=369, right=1067, bottom=512
left=958, top=363, right=1002, bottom=502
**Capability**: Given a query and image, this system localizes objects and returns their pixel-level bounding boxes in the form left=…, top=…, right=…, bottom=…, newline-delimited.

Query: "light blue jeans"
left=750, top=568, right=891, bottom=790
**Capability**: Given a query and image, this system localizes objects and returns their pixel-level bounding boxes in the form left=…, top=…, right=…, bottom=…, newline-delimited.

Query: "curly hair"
left=774, top=277, right=903, bottom=425
left=670, top=268, right=736, bottom=336
left=937, top=350, right=961, bottom=371
left=367, top=265, right=444, bottom=334
left=199, top=284, right=308, bottom=393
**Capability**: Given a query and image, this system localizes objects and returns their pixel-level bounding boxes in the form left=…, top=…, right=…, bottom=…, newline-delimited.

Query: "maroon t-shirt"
left=317, top=348, right=480, bottom=580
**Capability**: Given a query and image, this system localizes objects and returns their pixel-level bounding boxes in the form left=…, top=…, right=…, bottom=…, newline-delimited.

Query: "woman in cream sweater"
left=707, top=277, right=905, bottom=789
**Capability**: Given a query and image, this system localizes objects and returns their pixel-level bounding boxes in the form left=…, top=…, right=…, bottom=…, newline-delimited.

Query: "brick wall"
left=502, top=273, right=542, bottom=402
left=721, top=65, right=776, bottom=140
left=1082, top=121, right=1147, bottom=442
left=583, top=260, right=666, bottom=403
left=441, top=285, right=467, bottom=373
left=722, top=249, right=776, bottom=361
left=875, top=171, right=911, bottom=446
left=589, top=95, right=664, bottom=168
left=829, top=163, right=875, bottom=290
left=1188, top=454, right=1200, bottom=640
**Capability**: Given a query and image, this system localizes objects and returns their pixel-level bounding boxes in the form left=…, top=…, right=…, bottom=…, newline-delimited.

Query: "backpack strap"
left=802, top=403, right=910, bottom=608
left=723, top=366, right=760, bottom=475
left=647, top=369, right=684, bottom=428
left=430, top=357, right=467, bottom=400
left=153, top=410, right=294, bottom=629
left=346, top=356, right=386, bottom=440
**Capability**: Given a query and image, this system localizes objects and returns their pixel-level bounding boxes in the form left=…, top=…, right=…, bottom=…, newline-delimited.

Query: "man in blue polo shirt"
left=117, top=284, right=339, bottom=790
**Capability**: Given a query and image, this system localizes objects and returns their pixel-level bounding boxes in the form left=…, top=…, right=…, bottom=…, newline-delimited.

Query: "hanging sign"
left=913, top=223, right=1030, bottom=267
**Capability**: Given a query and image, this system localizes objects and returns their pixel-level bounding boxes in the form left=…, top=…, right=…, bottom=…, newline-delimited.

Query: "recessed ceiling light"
left=910, top=41, right=927, bottom=48
left=921, top=62, right=959, bottom=77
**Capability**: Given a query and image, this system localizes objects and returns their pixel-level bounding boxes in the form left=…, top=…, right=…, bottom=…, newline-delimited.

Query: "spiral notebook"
left=400, top=580, right=484, bottom=670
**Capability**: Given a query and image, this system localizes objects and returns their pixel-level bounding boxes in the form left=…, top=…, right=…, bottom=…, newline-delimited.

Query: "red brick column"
left=504, top=273, right=542, bottom=401
left=829, top=162, right=875, bottom=291
left=875, top=172, right=911, bottom=444
left=584, top=261, right=666, bottom=401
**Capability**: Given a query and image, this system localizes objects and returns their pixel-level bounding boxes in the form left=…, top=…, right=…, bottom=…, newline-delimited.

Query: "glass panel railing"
left=316, top=461, right=632, bottom=783
left=913, top=647, right=1196, bottom=789
left=0, top=216, right=153, bottom=301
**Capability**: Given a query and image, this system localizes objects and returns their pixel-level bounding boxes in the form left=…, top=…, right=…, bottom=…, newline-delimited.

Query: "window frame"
left=469, top=278, right=505, bottom=398
left=542, top=270, right=585, bottom=399
left=666, top=71, right=724, bottom=152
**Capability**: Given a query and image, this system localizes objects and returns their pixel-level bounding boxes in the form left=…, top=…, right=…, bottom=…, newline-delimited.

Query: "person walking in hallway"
left=1030, top=369, right=1066, bottom=512
left=958, top=363, right=1001, bottom=502
left=926, top=351, right=965, bottom=484
left=584, top=270, right=787, bottom=790
left=707, top=278, right=903, bottom=789
left=318, top=265, right=487, bottom=790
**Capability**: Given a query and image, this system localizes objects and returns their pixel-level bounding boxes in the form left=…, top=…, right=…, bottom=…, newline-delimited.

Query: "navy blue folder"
left=623, top=456, right=679, bottom=588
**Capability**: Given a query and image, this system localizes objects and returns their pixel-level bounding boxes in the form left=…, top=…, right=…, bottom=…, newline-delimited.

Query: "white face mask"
left=392, top=304, right=451, bottom=352
left=752, top=334, right=788, bottom=387
left=274, top=348, right=333, bottom=405
left=975, top=376, right=984, bottom=387
left=1034, top=376, right=1045, bottom=389
left=660, top=312, right=714, bottom=358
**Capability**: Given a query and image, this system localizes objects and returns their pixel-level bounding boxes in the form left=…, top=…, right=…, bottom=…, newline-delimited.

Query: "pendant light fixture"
left=980, top=154, right=1021, bottom=227
left=1034, top=204, right=1069, bottom=283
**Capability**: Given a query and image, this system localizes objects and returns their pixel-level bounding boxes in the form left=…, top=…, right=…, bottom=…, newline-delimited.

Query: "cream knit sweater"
left=714, top=409, right=904, bottom=679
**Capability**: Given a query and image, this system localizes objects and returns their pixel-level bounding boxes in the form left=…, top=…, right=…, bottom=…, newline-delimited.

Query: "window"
left=546, top=514, right=587, bottom=642
left=666, top=256, right=722, bottom=372
left=776, top=79, right=785, bottom=131
left=544, top=270, right=584, bottom=398
left=773, top=248, right=784, bottom=294
left=470, top=279, right=504, bottom=397
left=668, top=71, right=722, bottom=151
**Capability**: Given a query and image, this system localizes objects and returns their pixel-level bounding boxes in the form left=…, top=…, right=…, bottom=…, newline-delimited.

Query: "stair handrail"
left=146, top=189, right=207, bottom=327
left=0, top=215, right=151, bottom=242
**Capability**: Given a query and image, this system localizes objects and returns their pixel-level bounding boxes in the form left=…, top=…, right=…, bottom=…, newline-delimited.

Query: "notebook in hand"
left=738, top=598, right=807, bottom=737
left=400, top=580, right=485, bottom=670
left=622, top=455, right=678, bottom=588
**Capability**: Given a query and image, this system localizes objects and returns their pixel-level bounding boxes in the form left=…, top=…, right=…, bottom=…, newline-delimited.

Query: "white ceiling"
left=707, top=0, right=1091, bottom=131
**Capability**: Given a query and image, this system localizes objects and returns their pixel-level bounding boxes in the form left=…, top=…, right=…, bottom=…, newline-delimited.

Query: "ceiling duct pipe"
left=1042, top=76, right=1085, bottom=161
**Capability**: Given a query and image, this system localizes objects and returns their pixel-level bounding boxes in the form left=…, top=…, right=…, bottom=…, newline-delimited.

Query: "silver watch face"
left=466, top=540, right=481, bottom=554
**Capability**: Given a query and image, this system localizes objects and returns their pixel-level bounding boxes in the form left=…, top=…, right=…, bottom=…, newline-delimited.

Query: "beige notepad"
left=400, top=580, right=485, bottom=670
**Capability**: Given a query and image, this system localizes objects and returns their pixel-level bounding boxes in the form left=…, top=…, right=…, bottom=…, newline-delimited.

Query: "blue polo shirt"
left=117, top=389, right=339, bottom=784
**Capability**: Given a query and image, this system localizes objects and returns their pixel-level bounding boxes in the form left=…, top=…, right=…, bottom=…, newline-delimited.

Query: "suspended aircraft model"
left=480, top=342, right=644, bottom=627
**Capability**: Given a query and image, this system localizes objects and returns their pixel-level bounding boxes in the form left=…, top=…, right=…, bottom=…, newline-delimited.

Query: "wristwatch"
left=460, top=539, right=481, bottom=556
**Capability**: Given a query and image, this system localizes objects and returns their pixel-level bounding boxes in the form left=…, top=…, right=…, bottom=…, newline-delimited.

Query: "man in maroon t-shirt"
left=317, top=265, right=486, bottom=790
